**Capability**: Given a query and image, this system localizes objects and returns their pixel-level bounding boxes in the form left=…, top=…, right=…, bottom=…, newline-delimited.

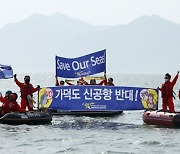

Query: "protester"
left=83, top=78, right=104, bottom=85
left=65, top=78, right=84, bottom=85
left=105, top=77, right=115, bottom=86
left=55, top=77, right=65, bottom=86
left=1, top=93, right=23, bottom=115
left=80, top=71, right=105, bottom=85
left=14, top=74, right=40, bottom=111
left=158, top=71, right=179, bottom=112
left=103, top=71, right=115, bottom=86
left=0, top=90, right=12, bottom=104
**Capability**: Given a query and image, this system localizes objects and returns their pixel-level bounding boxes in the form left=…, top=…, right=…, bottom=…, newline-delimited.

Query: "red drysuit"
left=14, top=78, right=38, bottom=111
left=103, top=79, right=115, bottom=86
left=159, top=74, right=178, bottom=112
left=1, top=100, right=22, bottom=115
left=0, top=96, right=8, bottom=104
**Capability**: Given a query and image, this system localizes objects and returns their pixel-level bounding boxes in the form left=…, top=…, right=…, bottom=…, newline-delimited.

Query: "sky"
left=0, top=0, right=180, bottom=28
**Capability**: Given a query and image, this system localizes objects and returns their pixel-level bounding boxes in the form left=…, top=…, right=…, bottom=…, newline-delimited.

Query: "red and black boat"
left=143, top=110, right=180, bottom=128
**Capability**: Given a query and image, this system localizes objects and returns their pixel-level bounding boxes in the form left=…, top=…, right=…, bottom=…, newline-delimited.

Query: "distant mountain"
left=0, top=13, right=180, bottom=74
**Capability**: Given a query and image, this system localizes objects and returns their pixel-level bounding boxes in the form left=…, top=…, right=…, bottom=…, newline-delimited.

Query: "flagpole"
left=37, top=88, right=40, bottom=111
left=55, top=55, right=57, bottom=78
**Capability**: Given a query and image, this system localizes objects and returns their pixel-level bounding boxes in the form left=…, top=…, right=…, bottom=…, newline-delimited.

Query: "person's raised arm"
left=172, top=71, right=179, bottom=87
left=65, top=80, right=74, bottom=85
left=14, top=74, right=23, bottom=87
left=55, top=76, right=59, bottom=86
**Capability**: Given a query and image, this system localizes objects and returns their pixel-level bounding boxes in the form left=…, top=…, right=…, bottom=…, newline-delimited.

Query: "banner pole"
left=55, top=55, right=57, bottom=78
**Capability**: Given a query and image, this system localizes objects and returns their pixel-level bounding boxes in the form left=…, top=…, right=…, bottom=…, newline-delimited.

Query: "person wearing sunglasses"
left=14, top=74, right=40, bottom=111
left=158, top=71, right=179, bottom=112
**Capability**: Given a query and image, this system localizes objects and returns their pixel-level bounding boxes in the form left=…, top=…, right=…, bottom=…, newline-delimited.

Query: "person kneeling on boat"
left=0, top=90, right=12, bottom=104
left=1, top=93, right=23, bottom=115
left=158, top=71, right=179, bottom=112
left=14, top=74, right=40, bottom=111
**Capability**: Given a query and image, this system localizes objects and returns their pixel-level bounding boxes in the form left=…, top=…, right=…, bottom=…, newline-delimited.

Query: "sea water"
left=1, top=73, right=180, bottom=154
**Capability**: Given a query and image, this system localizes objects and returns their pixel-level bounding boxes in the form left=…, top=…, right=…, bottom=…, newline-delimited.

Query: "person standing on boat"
left=82, top=72, right=106, bottom=85
left=14, top=74, right=40, bottom=111
left=83, top=78, right=105, bottom=85
left=158, top=71, right=179, bottom=112
left=65, top=78, right=84, bottom=85
left=103, top=71, right=115, bottom=86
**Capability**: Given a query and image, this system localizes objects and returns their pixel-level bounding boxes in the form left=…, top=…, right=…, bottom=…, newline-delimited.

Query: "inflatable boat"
left=0, top=111, right=52, bottom=125
left=143, top=110, right=180, bottom=128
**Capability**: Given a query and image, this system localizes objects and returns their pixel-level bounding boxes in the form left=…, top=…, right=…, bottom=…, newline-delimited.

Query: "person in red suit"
left=104, top=77, right=114, bottom=86
left=83, top=78, right=105, bottom=85
left=103, top=71, right=115, bottom=86
left=0, top=90, right=12, bottom=104
left=65, top=78, right=84, bottom=85
left=82, top=71, right=106, bottom=86
left=14, top=74, right=40, bottom=111
left=158, top=71, right=179, bottom=112
left=55, top=76, right=65, bottom=86
left=1, top=93, right=22, bottom=115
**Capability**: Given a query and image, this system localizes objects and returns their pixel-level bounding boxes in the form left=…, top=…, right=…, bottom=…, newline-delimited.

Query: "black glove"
left=14, top=74, right=17, bottom=78
left=37, top=85, right=40, bottom=89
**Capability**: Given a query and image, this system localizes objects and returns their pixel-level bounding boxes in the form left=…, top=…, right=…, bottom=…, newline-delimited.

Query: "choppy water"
left=1, top=73, right=180, bottom=154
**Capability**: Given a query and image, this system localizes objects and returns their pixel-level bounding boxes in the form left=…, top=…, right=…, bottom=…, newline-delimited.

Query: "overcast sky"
left=0, top=0, right=180, bottom=28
